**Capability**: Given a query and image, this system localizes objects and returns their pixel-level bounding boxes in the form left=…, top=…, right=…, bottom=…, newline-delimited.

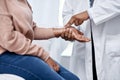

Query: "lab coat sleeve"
left=62, top=0, right=73, bottom=25
left=87, top=0, right=120, bottom=25
left=62, top=0, right=82, bottom=31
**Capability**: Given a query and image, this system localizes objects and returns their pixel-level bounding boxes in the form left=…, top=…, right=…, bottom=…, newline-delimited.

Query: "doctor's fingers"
left=74, top=19, right=83, bottom=26
left=65, top=28, right=77, bottom=41
left=65, top=15, right=84, bottom=27
left=67, top=28, right=74, bottom=40
left=65, top=16, right=76, bottom=27
left=67, top=27, right=84, bottom=41
left=61, top=32, right=70, bottom=40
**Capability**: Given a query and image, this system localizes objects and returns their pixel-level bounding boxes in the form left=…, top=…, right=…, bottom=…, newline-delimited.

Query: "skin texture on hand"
left=61, top=27, right=90, bottom=42
left=65, top=11, right=89, bottom=27
left=53, top=27, right=90, bottom=42
left=45, top=57, right=60, bottom=72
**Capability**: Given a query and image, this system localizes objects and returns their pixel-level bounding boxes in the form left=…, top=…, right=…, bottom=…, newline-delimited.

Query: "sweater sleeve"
left=32, top=22, right=55, bottom=40
left=0, top=14, right=49, bottom=61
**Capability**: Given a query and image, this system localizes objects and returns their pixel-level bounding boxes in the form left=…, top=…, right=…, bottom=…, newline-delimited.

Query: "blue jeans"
left=0, top=51, right=80, bottom=80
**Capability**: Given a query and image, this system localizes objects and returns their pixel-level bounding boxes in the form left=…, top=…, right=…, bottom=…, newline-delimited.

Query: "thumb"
left=76, top=35, right=90, bottom=42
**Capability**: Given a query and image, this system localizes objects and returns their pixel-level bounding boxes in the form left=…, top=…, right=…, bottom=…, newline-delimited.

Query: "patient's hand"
left=46, top=57, right=60, bottom=72
left=61, top=27, right=90, bottom=42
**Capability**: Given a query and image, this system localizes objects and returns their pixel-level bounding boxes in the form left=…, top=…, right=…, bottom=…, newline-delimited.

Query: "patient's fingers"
left=76, top=35, right=90, bottom=42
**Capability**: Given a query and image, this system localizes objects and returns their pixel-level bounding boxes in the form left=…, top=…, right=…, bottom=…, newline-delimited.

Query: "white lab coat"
left=63, top=0, right=120, bottom=80
left=86, top=0, right=120, bottom=80
left=63, top=0, right=89, bottom=80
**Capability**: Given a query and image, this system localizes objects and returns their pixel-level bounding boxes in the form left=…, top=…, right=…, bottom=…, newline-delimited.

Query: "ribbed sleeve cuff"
left=39, top=50, right=50, bottom=61
left=42, top=51, right=50, bottom=61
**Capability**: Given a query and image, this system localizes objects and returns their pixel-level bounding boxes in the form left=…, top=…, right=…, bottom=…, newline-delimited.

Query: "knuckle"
left=72, top=16, right=76, bottom=19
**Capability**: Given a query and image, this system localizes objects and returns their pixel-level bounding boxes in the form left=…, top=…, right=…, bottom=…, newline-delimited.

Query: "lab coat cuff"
left=87, top=9, right=93, bottom=20
left=87, top=8, right=100, bottom=25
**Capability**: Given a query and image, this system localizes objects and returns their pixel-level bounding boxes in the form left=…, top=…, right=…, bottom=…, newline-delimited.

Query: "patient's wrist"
left=52, top=28, right=65, bottom=38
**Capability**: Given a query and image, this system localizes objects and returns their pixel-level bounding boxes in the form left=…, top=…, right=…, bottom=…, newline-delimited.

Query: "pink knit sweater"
left=0, top=0, right=55, bottom=61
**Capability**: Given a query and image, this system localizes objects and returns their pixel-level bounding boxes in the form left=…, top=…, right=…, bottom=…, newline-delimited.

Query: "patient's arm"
left=53, top=27, right=90, bottom=42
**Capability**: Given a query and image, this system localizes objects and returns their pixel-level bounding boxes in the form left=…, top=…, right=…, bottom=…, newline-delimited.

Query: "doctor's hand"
left=46, top=57, right=60, bottom=72
left=53, top=27, right=90, bottom=42
left=61, top=27, right=90, bottom=42
left=65, top=11, right=89, bottom=27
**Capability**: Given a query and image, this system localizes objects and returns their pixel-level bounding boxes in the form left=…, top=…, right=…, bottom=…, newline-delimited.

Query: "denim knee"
left=0, top=62, right=41, bottom=80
